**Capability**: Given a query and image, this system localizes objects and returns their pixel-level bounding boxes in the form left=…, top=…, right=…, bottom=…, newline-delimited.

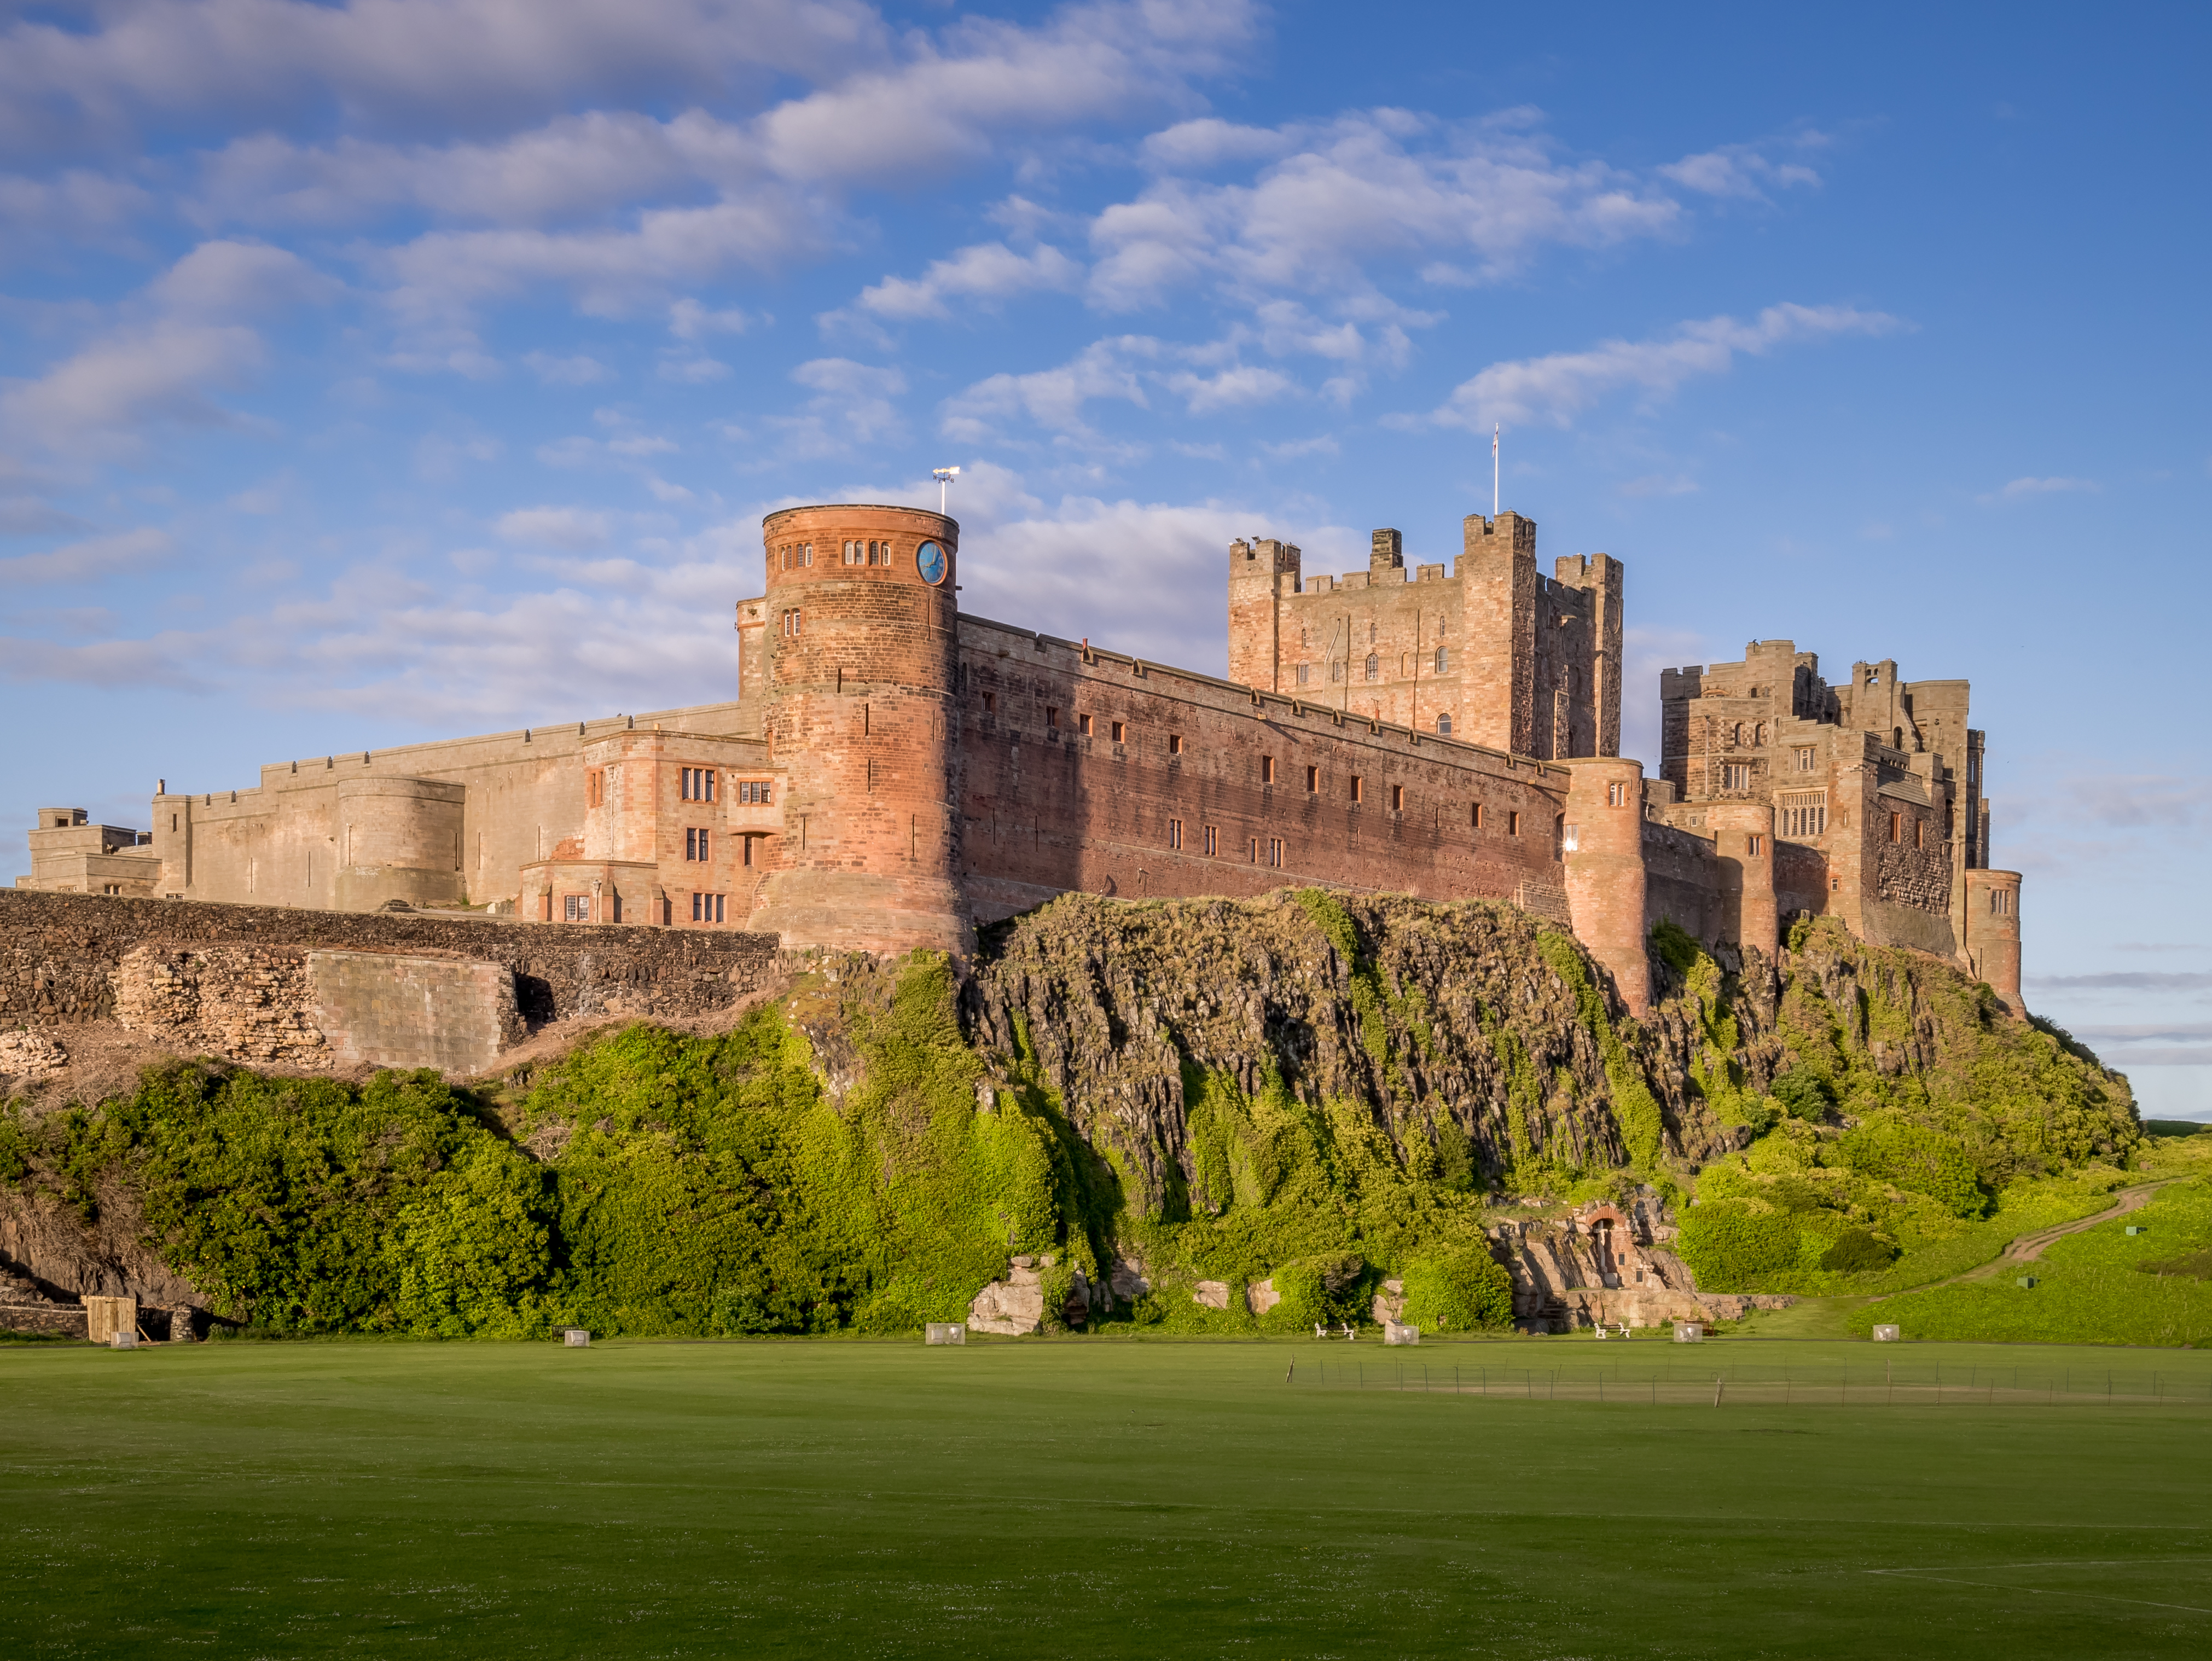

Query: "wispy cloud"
left=1978, top=475, right=2101, bottom=504
left=854, top=242, right=1084, bottom=322
left=1425, top=303, right=1902, bottom=430
left=0, top=527, right=172, bottom=585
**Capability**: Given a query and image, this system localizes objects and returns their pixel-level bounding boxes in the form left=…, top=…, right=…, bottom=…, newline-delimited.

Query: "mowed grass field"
left=4, top=1338, right=2211, bottom=1659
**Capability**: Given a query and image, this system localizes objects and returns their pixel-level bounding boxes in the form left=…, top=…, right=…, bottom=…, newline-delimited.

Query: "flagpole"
left=1492, top=425, right=1500, bottom=517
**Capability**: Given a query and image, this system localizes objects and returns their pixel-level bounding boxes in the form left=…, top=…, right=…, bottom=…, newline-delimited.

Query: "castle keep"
left=16, top=502, right=2024, bottom=1015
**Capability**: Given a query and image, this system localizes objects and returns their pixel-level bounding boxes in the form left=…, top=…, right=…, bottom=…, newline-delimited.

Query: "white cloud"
left=148, top=239, right=342, bottom=318
left=1427, top=303, right=1903, bottom=429
left=1980, top=475, right=2101, bottom=503
left=0, top=168, right=152, bottom=252
left=1089, top=109, right=1682, bottom=311
left=1165, top=364, right=1296, bottom=414
left=1258, top=435, right=1338, bottom=461
left=943, top=336, right=1157, bottom=443
left=669, top=298, right=756, bottom=339
left=755, top=0, right=1258, bottom=186
left=496, top=506, right=615, bottom=549
left=522, top=351, right=612, bottom=385
left=0, top=527, right=173, bottom=585
left=773, top=357, right=907, bottom=457
left=414, top=432, right=503, bottom=480
left=1140, top=118, right=1297, bottom=171
left=192, top=111, right=754, bottom=230
left=658, top=355, right=731, bottom=384
left=154, top=1, right=1258, bottom=323
left=1658, top=137, right=1825, bottom=201
left=0, top=0, right=893, bottom=157
left=0, top=323, right=264, bottom=452
left=379, top=196, right=832, bottom=323
left=855, top=241, right=1083, bottom=321
left=0, top=496, right=94, bottom=537
left=0, top=632, right=211, bottom=689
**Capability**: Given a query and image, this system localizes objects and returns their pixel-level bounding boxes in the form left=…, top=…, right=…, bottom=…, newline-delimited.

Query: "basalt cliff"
left=1, top=892, right=2138, bottom=1341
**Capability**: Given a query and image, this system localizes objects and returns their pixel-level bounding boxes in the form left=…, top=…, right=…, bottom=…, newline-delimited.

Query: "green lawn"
left=4, top=1338, right=2211, bottom=1658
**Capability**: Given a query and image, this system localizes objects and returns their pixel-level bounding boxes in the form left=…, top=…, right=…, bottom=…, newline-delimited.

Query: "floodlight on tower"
left=932, top=466, right=960, bottom=515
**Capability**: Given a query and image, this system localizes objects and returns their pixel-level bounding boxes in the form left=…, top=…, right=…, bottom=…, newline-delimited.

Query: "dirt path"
left=1897, top=1181, right=2182, bottom=1297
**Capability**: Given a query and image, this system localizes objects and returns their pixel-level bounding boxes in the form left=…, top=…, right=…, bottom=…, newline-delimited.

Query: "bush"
left=1818, top=1228, right=1897, bottom=1272
left=1841, top=1119, right=1988, bottom=1218
left=1399, top=1248, right=1514, bottom=1332
left=1770, top=1068, right=1834, bottom=1123
left=1676, top=1200, right=1802, bottom=1291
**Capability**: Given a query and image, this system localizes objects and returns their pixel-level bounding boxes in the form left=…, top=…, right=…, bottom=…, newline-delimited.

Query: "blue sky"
left=4, top=1, right=2209, bottom=1112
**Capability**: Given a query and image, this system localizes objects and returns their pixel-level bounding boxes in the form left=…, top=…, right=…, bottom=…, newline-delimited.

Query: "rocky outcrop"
left=1493, top=1197, right=1791, bottom=1331
left=966, top=891, right=1715, bottom=1215
left=968, top=1257, right=1046, bottom=1334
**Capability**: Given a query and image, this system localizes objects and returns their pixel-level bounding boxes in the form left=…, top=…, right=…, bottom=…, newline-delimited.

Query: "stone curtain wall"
left=955, top=618, right=1573, bottom=925
left=0, top=890, right=778, bottom=1031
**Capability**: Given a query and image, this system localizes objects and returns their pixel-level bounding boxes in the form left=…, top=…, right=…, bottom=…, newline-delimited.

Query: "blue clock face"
left=916, top=539, right=949, bottom=585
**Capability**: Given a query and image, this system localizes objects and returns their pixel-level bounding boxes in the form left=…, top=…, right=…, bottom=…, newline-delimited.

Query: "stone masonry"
left=15, top=498, right=2024, bottom=1019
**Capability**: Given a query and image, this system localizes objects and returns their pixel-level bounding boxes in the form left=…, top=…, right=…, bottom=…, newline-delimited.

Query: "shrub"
left=1770, top=1068, right=1834, bottom=1123
left=1841, top=1119, right=1988, bottom=1218
left=1399, top=1248, right=1514, bottom=1332
left=1818, top=1228, right=1897, bottom=1272
left=1676, top=1200, right=1802, bottom=1291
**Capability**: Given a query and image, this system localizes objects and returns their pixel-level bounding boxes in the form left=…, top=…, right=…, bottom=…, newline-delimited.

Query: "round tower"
left=1560, top=757, right=1650, bottom=1017
left=746, top=503, right=971, bottom=955
left=1962, top=869, right=2023, bottom=1014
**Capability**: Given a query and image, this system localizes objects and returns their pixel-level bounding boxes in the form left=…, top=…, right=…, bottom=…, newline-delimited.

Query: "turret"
left=1963, top=869, right=2023, bottom=1013
left=1561, top=757, right=1650, bottom=1017
left=746, top=504, right=970, bottom=954
left=1227, top=536, right=1301, bottom=691
left=1458, top=510, right=1537, bottom=754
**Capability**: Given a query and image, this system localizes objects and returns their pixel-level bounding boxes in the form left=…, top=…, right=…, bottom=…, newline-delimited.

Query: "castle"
left=16, top=501, right=2023, bottom=1016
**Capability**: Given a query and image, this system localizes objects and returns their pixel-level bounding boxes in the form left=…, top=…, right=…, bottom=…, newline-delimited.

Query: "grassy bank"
left=2, top=1339, right=2209, bottom=1658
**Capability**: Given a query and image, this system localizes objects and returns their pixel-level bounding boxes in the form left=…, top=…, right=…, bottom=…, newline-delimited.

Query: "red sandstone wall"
left=954, top=619, right=1571, bottom=920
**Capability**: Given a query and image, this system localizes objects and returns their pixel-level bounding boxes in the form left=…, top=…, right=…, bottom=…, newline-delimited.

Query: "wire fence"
left=1283, top=1354, right=2212, bottom=1408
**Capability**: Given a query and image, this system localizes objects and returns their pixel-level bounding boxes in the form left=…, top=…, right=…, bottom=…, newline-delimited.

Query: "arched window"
left=1731, top=722, right=1743, bottom=745
left=1331, top=661, right=1345, bottom=683
left=1893, top=727, right=1904, bottom=751
left=1365, top=653, right=1379, bottom=681
left=1756, top=723, right=1767, bottom=746
left=1437, top=715, right=1452, bottom=736
left=1435, top=646, right=1448, bottom=673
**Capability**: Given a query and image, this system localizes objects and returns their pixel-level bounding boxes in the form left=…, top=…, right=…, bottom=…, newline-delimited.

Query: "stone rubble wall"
left=0, top=888, right=778, bottom=1033
left=114, top=944, right=330, bottom=1066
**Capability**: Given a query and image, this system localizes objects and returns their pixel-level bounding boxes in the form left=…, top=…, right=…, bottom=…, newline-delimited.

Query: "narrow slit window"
left=1168, top=733, right=1184, bottom=755
left=1472, top=802, right=1485, bottom=829
left=1305, top=765, right=1319, bottom=792
left=1390, top=784, right=1404, bottom=812
left=1078, top=713, right=1093, bottom=736
left=1508, top=810, right=1521, bottom=836
left=1350, top=776, right=1363, bottom=804
left=1111, top=720, right=1126, bottom=744
left=1261, top=755, right=1275, bottom=785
